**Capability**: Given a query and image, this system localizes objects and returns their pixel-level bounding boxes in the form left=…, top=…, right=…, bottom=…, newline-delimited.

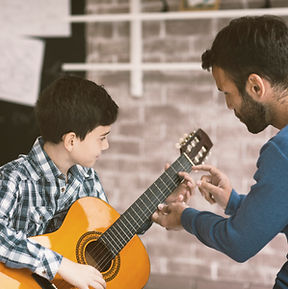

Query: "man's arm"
left=153, top=143, right=288, bottom=262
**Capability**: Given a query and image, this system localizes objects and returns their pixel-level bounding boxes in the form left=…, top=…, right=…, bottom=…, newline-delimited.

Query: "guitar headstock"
left=178, top=129, right=213, bottom=165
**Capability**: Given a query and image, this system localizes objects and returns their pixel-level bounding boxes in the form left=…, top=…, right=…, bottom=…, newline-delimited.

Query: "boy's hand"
left=164, top=164, right=195, bottom=204
left=192, top=164, right=232, bottom=209
left=58, top=257, right=106, bottom=289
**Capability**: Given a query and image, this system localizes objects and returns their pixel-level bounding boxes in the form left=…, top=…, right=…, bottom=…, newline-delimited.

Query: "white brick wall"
left=86, top=0, right=288, bottom=288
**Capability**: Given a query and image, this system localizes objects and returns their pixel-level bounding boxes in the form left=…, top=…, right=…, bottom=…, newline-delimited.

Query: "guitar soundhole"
left=76, top=231, right=121, bottom=282
left=85, top=239, right=113, bottom=272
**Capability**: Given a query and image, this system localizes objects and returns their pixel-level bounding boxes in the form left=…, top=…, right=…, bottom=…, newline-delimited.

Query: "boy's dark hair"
left=202, top=15, right=288, bottom=95
left=35, top=75, right=118, bottom=143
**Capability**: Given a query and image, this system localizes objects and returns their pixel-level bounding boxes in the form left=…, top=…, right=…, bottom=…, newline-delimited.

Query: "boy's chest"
left=11, top=178, right=89, bottom=236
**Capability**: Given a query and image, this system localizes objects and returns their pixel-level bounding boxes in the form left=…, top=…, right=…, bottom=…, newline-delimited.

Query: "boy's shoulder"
left=0, top=154, right=39, bottom=182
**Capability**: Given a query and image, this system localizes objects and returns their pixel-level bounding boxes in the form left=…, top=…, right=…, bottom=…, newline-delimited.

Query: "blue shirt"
left=181, top=125, right=288, bottom=287
left=0, top=137, right=108, bottom=280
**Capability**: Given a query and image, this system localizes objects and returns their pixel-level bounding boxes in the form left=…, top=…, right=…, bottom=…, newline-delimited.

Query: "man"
left=0, top=75, right=194, bottom=289
left=152, top=15, right=288, bottom=288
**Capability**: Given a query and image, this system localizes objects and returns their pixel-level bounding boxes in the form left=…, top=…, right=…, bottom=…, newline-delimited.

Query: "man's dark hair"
left=202, top=15, right=288, bottom=94
left=35, top=75, right=118, bottom=143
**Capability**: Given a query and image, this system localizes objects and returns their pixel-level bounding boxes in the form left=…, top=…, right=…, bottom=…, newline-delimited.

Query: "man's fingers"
left=192, top=164, right=222, bottom=178
left=158, top=203, right=170, bottom=214
left=201, top=174, right=211, bottom=182
left=152, top=204, right=170, bottom=224
left=198, top=179, right=218, bottom=193
left=152, top=210, right=163, bottom=224
left=197, top=180, right=219, bottom=203
left=197, top=180, right=219, bottom=194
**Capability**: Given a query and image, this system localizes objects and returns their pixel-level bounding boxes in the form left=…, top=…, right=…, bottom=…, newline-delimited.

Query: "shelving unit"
left=62, top=1, right=288, bottom=97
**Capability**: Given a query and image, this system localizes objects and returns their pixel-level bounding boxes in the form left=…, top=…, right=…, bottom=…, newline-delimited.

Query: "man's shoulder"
left=270, top=126, right=288, bottom=149
left=258, top=126, right=288, bottom=161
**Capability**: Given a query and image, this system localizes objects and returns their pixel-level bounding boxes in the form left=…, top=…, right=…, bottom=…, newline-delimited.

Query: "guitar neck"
left=100, top=153, right=193, bottom=257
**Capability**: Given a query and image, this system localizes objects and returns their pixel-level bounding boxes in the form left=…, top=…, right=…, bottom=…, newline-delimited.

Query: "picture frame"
left=180, top=0, right=220, bottom=11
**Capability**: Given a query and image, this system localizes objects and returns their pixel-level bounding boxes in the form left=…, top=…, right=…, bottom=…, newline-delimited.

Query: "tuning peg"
left=175, top=143, right=181, bottom=149
left=179, top=137, right=184, bottom=144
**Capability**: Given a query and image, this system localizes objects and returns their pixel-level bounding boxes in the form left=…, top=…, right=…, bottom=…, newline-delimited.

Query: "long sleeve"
left=0, top=222, right=62, bottom=280
left=224, top=189, right=246, bottom=216
left=181, top=139, right=288, bottom=262
left=0, top=137, right=111, bottom=281
left=0, top=174, right=62, bottom=280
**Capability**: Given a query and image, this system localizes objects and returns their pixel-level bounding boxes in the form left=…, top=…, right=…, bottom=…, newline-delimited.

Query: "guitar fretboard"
left=100, top=153, right=193, bottom=257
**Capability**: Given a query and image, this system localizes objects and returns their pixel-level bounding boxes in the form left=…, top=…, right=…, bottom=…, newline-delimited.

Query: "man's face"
left=212, top=66, right=268, bottom=133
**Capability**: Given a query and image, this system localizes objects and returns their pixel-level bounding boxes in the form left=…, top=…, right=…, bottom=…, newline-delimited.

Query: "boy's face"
left=71, top=125, right=111, bottom=168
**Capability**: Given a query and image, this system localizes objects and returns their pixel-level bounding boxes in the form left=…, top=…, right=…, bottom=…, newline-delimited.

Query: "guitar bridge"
left=32, top=273, right=58, bottom=289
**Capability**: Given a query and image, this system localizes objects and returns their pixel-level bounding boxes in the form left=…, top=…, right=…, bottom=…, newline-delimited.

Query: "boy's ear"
left=246, top=73, right=265, bottom=101
left=62, top=132, right=77, bottom=152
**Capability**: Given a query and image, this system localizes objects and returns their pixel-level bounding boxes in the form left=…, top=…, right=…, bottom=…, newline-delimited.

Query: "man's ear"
left=62, top=132, right=77, bottom=152
left=246, top=73, right=265, bottom=100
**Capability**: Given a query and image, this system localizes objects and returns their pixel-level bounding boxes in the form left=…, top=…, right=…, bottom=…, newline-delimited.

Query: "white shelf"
left=62, top=62, right=202, bottom=71
left=65, top=7, right=288, bottom=22
left=62, top=2, right=288, bottom=97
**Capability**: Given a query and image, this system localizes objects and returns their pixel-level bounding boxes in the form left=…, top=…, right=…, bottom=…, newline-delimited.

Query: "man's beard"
left=236, top=90, right=269, bottom=134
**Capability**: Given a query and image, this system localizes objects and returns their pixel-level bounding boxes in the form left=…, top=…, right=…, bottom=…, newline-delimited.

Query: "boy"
left=0, top=75, right=193, bottom=289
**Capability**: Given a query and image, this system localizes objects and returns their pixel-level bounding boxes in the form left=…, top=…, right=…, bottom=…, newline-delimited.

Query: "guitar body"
left=0, top=197, right=150, bottom=289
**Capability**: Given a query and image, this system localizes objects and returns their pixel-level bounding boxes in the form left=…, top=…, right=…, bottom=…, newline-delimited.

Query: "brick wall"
left=85, top=0, right=288, bottom=288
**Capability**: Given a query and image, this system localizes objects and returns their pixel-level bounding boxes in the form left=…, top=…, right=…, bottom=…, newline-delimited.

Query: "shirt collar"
left=28, top=137, right=93, bottom=182
left=68, top=164, right=92, bottom=182
left=28, top=137, right=63, bottom=181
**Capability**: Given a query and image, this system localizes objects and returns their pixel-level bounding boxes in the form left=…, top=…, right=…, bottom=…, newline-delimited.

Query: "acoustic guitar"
left=0, top=128, right=212, bottom=289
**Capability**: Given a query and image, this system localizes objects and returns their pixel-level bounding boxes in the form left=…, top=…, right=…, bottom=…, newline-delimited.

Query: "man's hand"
left=152, top=202, right=188, bottom=230
left=58, top=257, right=106, bottom=289
left=192, top=164, right=232, bottom=209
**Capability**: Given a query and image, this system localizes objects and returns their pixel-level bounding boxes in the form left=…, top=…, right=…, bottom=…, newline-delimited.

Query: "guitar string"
left=50, top=147, right=206, bottom=287
left=50, top=156, right=192, bottom=289
left=88, top=155, right=193, bottom=271
left=65, top=145, right=210, bottom=287
left=54, top=154, right=195, bottom=289
left=81, top=159, right=186, bottom=272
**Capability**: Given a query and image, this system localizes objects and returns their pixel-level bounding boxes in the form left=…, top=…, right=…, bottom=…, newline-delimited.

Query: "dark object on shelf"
left=263, top=0, right=271, bottom=8
left=161, top=0, right=169, bottom=12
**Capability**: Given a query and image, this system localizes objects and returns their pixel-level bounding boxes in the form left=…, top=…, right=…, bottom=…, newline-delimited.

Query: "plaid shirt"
left=0, top=137, right=108, bottom=280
